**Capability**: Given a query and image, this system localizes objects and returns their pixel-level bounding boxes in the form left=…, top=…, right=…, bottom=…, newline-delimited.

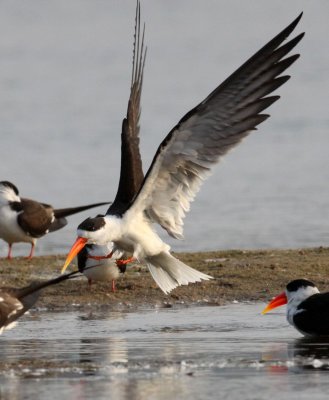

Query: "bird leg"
left=7, top=244, right=13, bottom=260
left=87, top=251, right=113, bottom=261
left=111, top=280, right=116, bottom=292
left=116, top=257, right=135, bottom=274
left=26, top=243, right=35, bottom=260
left=116, top=257, right=135, bottom=266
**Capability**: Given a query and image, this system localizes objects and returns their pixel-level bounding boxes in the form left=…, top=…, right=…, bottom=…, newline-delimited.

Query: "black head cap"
left=286, top=279, right=316, bottom=292
left=0, top=181, right=19, bottom=195
left=78, top=216, right=105, bottom=232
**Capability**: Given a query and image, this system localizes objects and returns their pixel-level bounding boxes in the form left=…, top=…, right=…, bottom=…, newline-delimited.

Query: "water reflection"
left=289, top=337, right=329, bottom=370
left=79, top=337, right=128, bottom=366
left=261, top=337, right=329, bottom=373
left=1, top=305, right=329, bottom=399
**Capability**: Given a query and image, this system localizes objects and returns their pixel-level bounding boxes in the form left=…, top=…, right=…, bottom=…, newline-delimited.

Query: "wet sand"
left=0, top=247, right=328, bottom=311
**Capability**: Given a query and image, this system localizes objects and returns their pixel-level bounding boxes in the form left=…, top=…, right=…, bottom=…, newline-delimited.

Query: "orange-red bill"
left=261, top=292, right=287, bottom=315
left=61, top=237, right=88, bottom=274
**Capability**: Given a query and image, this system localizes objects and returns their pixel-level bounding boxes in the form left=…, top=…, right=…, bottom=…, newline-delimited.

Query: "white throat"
left=286, top=286, right=319, bottom=326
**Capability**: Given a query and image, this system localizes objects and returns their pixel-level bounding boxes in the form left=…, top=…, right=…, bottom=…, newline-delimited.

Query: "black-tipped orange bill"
left=261, top=292, right=287, bottom=315
left=61, top=237, right=88, bottom=274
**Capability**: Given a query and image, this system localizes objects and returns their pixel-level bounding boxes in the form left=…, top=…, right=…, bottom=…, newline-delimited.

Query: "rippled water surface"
left=1, top=304, right=329, bottom=400
left=0, top=1, right=328, bottom=257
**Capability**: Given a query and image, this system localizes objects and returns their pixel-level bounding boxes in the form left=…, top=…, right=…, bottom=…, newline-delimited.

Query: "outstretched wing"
left=128, top=14, right=304, bottom=239
left=107, top=0, right=146, bottom=216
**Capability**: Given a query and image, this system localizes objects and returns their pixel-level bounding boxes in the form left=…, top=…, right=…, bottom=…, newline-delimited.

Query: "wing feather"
left=108, top=0, right=146, bottom=215
left=127, top=14, right=304, bottom=239
left=18, top=199, right=53, bottom=237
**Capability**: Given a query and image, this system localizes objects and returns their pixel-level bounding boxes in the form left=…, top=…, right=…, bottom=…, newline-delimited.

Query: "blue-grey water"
left=0, top=1, right=329, bottom=257
left=1, top=304, right=329, bottom=400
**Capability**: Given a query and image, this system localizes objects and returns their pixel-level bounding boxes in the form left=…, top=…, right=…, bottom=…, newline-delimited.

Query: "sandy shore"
left=0, top=247, right=329, bottom=311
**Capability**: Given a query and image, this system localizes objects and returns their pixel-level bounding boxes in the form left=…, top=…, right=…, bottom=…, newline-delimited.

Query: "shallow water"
left=0, top=1, right=329, bottom=257
left=1, top=304, right=329, bottom=400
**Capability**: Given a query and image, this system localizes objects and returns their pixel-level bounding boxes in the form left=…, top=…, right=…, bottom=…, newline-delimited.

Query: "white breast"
left=120, top=210, right=170, bottom=260
left=83, top=259, right=120, bottom=282
left=0, top=205, right=33, bottom=244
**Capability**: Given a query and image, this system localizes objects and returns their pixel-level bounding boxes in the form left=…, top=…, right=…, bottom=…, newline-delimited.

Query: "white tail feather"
left=146, top=252, right=213, bottom=294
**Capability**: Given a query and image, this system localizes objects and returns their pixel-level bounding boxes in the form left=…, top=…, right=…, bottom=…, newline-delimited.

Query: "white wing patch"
left=141, top=126, right=213, bottom=239
left=4, top=321, right=18, bottom=331
left=0, top=295, right=24, bottom=334
left=8, top=299, right=23, bottom=319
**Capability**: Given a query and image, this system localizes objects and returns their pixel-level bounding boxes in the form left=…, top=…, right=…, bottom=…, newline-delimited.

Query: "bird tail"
left=54, top=202, right=110, bottom=219
left=146, top=252, right=213, bottom=294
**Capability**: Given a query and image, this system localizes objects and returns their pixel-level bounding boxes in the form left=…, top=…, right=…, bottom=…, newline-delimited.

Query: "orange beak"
left=261, top=292, right=287, bottom=315
left=61, top=237, right=88, bottom=274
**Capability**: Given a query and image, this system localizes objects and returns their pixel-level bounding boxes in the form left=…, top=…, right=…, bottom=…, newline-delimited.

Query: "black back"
left=293, top=293, right=329, bottom=336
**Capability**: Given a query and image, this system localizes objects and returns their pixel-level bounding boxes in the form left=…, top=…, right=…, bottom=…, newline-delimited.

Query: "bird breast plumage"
left=0, top=206, right=34, bottom=244
left=83, top=259, right=120, bottom=282
left=111, top=210, right=170, bottom=260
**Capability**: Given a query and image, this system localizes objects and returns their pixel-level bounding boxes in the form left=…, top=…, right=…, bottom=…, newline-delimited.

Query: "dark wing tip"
left=263, top=12, right=303, bottom=52
left=293, top=12, right=303, bottom=23
left=285, top=12, right=303, bottom=37
left=290, top=33, right=305, bottom=53
left=53, top=202, right=110, bottom=219
left=113, top=0, right=146, bottom=212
